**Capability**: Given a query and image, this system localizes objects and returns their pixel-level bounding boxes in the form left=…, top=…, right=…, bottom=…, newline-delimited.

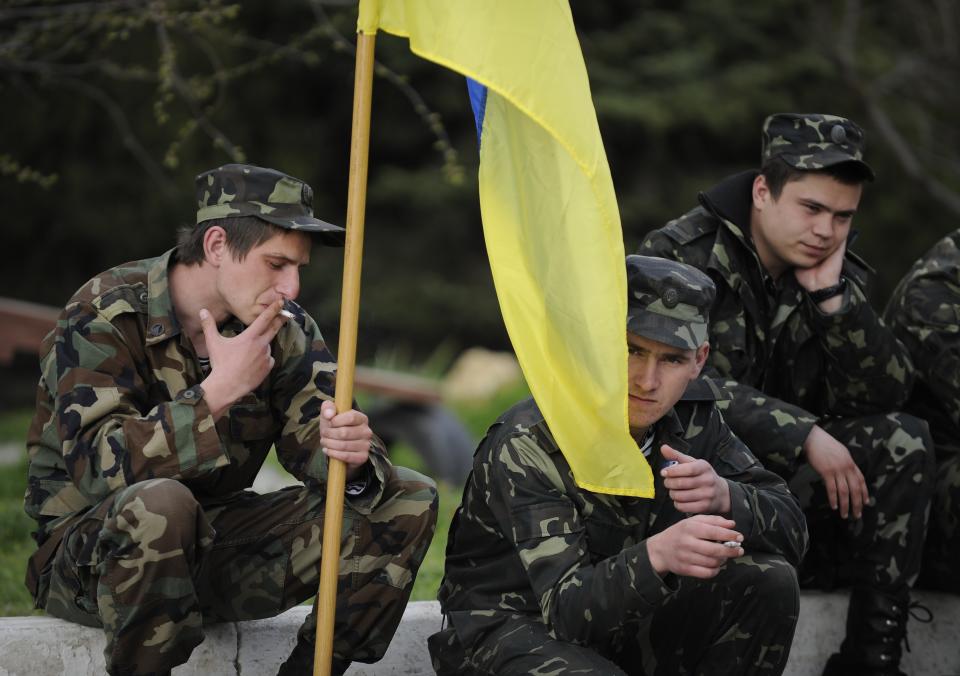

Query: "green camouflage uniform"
left=885, top=229, right=960, bottom=593
left=24, top=165, right=438, bottom=676
left=638, top=168, right=933, bottom=595
left=428, top=389, right=807, bottom=676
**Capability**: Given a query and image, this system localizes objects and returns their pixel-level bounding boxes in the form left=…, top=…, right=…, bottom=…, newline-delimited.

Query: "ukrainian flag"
left=358, top=0, right=653, bottom=496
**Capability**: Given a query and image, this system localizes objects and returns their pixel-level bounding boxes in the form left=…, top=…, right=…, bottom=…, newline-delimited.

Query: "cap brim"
left=780, top=153, right=875, bottom=182
left=257, top=214, right=346, bottom=247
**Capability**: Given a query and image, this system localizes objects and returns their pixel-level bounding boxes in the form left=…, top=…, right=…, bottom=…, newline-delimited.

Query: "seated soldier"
left=885, top=230, right=960, bottom=594
left=639, top=113, right=935, bottom=676
left=428, top=255, right=808, bottom=676
left=24, top=164, right=438, bottom=676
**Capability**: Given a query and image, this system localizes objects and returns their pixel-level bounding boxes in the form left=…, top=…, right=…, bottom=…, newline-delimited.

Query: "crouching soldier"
left=428, top=255, right=808, bottom=675
left=24, top=164, right=438, bottom=676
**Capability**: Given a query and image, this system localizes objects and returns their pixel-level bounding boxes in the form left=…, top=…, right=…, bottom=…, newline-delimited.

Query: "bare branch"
left=0, top=0, right=146, bottom=22
left=56, top=77, right=178, bottom=198
left=818, top=0, right=960, bottom=217
left=836, top=0, right=861, bottom=66
left=152, top=1, right=244, bottom=165
left=308, top=0, right=464, bottom=184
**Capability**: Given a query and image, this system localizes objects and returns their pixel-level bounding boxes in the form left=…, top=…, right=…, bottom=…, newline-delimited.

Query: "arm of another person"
left=795, top=242, right=915, bottom=415
left=484, top=431, right=742, bottom=650
left=661, top=406, right=807, bottom=565
left=887, top=273, right=960, bottom=428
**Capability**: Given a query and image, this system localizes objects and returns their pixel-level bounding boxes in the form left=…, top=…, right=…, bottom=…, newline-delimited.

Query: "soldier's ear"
left=203, top=226, right=228, bottom=267
left=752, top=174, right=771, bottom=209
left=692, top=343, right=710, bottom=376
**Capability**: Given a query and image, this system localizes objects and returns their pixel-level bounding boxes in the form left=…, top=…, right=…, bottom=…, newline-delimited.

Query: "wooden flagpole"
left=313, top=29, right=377, bottom=676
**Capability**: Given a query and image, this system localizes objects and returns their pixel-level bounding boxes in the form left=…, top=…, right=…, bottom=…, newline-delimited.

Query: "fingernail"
left=199, top=309, right=209, bottom=320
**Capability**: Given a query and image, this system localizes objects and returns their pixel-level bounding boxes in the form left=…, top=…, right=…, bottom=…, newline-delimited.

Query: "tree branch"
left=308, top=0, right=464, bottom=184
left=57, top=77, right=178, bottom=198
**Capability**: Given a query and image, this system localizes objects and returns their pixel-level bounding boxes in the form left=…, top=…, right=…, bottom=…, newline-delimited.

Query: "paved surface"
left=1, top=593, right=959, bottom=675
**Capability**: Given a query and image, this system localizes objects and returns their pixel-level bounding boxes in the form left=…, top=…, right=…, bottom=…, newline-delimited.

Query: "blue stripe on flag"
left=466, top=78, right=487, bottom=146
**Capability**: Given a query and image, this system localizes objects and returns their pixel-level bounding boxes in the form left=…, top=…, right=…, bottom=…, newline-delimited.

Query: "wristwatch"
left=807, top=276, right=848, bottom=304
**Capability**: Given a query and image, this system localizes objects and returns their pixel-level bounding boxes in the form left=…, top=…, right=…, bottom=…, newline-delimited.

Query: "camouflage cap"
left=626, top=255, right=716, bottom=350
left=761, top=113, right=875, bottom=181
left=195, top=164, right=345, bottom=246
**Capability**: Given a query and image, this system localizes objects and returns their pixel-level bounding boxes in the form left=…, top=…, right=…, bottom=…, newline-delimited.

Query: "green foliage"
left=0, top=539, right=36, bottom=616
left=0, top=410, right=32, bottom=444
left=450, top=379, right=531, bottom=440
left=409, top=479, right=458, bottom=603
left=0, top=453, right=36, bottom=616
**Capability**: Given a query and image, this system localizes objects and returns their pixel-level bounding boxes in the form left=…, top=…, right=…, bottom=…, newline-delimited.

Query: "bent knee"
left=729, top=553, right=799, bottom=613
left=852, top=412, right=935, bottom=474
left=386, top=466, right=440, bottom=517
left=110, top=479, right=201, bottom=538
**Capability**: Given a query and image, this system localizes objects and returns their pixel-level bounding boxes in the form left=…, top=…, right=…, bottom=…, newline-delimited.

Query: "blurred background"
left=1, top=0, right=959, bottom=612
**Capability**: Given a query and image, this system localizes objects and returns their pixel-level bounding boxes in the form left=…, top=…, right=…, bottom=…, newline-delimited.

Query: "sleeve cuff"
left=726, top=480, right=756, bottom=542
left=345, top=444, right=391, bottom=513
left=631, top=541, right=678, bottom=612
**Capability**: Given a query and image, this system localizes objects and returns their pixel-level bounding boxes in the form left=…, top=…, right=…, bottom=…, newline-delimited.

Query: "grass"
left=0, top=409, right=39, bottom=616
left=408, top=378, right=531, bottom=602
left=385, top=441, right=467, bottom=603
left=0, top=378, right=530, bottom=615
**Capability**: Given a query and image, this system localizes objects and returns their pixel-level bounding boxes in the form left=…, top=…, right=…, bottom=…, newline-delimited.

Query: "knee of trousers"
left=723, top=553, right=799, bottom=618
left=868, top=412, right=936, bottom=485
left=105, top=478, right=205, bottom=551
left=377, top=466, right=439, bottom=546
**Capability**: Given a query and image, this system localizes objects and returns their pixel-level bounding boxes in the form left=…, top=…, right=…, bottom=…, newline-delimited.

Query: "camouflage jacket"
left=437, top=382, right=807, bottom=653
left=885, top=230, right=960, bottom=457
left=639, top=170, right=914, bottom=476
left=25, top=250, right=390, bottom=546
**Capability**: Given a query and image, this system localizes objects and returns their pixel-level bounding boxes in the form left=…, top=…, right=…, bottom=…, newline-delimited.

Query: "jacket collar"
left=144, top=249, right=182, bottom=346
left=697, top=170, right=766, bottom=286
left=144, top=249, right=248, bottom=347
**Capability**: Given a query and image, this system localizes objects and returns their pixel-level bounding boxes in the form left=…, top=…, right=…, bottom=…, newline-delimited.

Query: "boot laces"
left=901, top=600, right=933, bottom=653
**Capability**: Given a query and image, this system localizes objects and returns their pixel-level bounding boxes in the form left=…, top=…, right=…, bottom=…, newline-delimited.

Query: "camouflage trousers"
left=788, top=412, right=934, bottom=592
left=916, top=451, right=960, bottom=592
left=428, top=553, right=799, bottom=676
left=39, top=466, right=438, bottom=676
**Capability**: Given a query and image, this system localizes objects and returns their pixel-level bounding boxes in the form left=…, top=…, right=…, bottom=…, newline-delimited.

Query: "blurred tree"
left=1, top=0, right=958, bottom=364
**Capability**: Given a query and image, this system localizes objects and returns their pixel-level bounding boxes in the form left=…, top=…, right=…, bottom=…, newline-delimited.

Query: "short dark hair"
left=760, top=156, right=871, bottom=199
left=174, top=216, right=283, bottom=265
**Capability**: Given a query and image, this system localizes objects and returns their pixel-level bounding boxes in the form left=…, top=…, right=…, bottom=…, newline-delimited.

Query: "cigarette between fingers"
left=280, top=309, right=295, bottom=320
left=722, top=540, right=741, bottom=549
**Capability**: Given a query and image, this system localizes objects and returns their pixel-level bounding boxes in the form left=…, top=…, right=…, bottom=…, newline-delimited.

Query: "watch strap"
left=808, top=276, right=848, bottom=304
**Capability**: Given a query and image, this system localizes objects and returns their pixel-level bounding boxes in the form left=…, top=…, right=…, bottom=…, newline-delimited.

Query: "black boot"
left=822, top=586, right=910, bottom=676
left=276, top=637, right=350, bottom=676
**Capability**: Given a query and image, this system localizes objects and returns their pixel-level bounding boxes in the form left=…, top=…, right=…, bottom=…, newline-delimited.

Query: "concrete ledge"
left=0, top=602, right=440, bottom=676
left=2, top=593, right=959, bottom=675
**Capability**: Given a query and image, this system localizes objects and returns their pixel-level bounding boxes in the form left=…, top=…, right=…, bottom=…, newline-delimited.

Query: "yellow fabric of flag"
left=358, top=0, right=652, bottom=496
